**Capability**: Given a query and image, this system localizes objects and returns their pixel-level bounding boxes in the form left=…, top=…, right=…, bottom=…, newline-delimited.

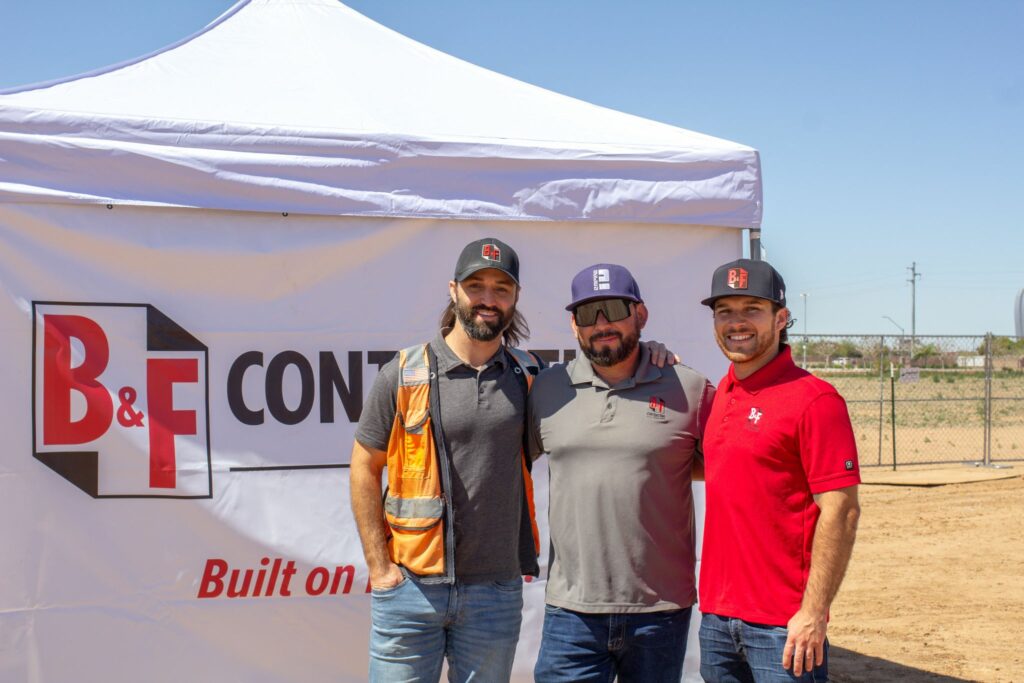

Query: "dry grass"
left=812, top=372, right=1024, bottom=466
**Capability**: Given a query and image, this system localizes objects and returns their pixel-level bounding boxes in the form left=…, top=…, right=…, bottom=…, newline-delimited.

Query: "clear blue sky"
left=2, top=0, right=1021, bottom=335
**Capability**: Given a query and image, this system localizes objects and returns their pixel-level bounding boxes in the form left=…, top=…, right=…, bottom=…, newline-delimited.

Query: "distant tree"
left=979, top=336, right=1024, bottom=355
left=913, top=343, right=941, bottom=367
left=835, top=340, right=864, bottom=358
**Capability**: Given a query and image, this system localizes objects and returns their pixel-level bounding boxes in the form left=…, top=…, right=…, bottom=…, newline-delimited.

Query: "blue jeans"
left=369, top=576, right=523, bottom=682
left=698, top=613, right=828, bottom=683
left=534, top=605, right=692, bottom=683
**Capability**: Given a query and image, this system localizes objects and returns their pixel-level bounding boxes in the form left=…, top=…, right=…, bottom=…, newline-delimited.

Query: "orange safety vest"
left=383, top=343, right=541, bottom=580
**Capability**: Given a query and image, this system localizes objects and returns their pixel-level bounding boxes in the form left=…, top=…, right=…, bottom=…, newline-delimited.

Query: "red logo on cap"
left=727, top=268, right=748, bottom=290
left=481, top=244, right=501, bottom=262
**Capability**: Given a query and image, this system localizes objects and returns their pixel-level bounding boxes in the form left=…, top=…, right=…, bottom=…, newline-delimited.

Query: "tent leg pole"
left=748, top=228, right=762, bottom=261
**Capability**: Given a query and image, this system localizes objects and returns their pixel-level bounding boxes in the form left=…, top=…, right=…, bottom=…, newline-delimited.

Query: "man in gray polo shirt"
left=530, top=263, right=714, bottom=683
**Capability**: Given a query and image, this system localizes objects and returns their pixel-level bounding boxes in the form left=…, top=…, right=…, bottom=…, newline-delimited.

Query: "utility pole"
left=800, top=293, right=808, bottom=367
left=907, top=262, right=921, bottom=359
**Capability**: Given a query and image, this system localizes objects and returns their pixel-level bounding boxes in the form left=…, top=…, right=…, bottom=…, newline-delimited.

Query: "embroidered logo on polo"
left=646, top=396, right=667, bottom=421
left=593, top=268, right=610, bottom=291
left=481, top=243, right=501, bottom=262
left=845, top=459, right=855, bottom=471
left=748, top=407, right=763, bottom=424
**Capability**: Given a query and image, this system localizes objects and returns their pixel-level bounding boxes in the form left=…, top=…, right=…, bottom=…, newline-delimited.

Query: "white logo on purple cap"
left=593, top=268, right=610, bottom=291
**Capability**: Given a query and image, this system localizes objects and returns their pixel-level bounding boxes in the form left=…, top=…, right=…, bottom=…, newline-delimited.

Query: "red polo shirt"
left=699, top=345, right=860, bottom=626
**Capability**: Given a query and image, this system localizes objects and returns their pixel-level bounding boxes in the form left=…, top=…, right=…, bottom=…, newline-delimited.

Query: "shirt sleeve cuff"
left=808, top=469, right=861, bottom=495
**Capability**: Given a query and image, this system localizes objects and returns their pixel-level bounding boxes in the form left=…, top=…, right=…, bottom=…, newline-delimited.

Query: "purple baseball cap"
left=565, top=263, right=643, bottom=311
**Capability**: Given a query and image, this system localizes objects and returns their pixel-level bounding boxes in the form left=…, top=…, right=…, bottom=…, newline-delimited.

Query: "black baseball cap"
left=565, top=263, right=643, bottom=310
left=701, top=258, right=786, bottom=308
left=453, top=237, right=520, bottom=285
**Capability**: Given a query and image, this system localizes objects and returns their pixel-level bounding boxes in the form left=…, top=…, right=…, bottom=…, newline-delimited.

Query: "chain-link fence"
left=792, top=334, right=1024, bottom=467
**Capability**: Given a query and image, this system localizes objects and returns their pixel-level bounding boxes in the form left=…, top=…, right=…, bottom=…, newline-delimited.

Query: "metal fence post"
left=877, top=335, right=885, bottom=466
left=890, top=362, right=897, bottom=471
left=984, top=332, right=993, bottom=466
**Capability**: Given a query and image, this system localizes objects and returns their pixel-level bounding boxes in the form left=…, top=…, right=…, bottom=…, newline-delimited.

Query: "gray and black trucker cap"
left=453, top=237, right=519, bottom=285
left=701, top=258, right=786, bottom=308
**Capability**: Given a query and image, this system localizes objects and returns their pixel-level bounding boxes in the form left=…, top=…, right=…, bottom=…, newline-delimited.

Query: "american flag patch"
left=402, top=366, right=429, bottom=384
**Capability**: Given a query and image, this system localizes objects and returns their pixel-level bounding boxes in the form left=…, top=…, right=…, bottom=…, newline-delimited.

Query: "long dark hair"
left=439, top=298, right=530, bottom=348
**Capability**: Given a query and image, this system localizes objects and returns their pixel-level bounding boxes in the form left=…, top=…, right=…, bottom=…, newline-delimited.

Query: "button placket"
left=600, top=392, right=617, bottom=423
left=722, top=386, right=741, bottom=423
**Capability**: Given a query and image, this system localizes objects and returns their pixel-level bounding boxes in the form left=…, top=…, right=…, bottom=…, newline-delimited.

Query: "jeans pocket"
left=746, top=620, right=789, bottom=638
left=371, top=576, right=408, bottom=597
left=633, top=609, right=692, bottom=650
left=492, top=576, right=523, bottom=592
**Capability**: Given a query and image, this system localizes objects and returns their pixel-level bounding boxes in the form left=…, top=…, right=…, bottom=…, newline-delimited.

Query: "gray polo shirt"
left=529, top=345, right=714, bottom=613
left=355, top=332, right=527, bottom=582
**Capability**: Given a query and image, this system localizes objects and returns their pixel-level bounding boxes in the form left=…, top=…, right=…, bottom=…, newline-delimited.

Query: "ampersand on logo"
left=117, top=386, right=145, bottom=427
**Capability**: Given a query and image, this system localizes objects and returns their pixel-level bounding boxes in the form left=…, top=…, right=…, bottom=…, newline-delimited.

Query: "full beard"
left=579, top=328, right=640, bottom=367
left=456, top=299, right=512, bottom=342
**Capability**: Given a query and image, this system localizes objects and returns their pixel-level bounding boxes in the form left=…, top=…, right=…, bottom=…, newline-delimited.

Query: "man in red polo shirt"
left=698, top=259, right=861, bottom=683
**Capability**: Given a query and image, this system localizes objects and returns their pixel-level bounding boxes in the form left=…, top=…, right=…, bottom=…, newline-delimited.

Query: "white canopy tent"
left=0, top=1, right=762, bottom=681
left=0, top=0, right=760, bottom=225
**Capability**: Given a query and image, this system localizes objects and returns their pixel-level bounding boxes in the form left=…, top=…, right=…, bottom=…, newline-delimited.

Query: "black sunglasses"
left=573, top=299, right=633, bottom=326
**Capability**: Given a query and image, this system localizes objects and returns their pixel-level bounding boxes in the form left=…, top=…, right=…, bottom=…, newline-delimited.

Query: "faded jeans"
left=369, top=575, right=523, bottom=682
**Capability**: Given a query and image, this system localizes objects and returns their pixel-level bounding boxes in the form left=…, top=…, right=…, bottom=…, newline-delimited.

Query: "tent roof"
left=0, top=0, right=761, bottom=227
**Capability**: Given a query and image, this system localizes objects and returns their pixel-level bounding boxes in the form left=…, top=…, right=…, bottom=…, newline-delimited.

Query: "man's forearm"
left=783, top=486, right=860, bottom=674
left=802, top=487, right=860, bottom=614
left=349, top=448, right=393, bottom=577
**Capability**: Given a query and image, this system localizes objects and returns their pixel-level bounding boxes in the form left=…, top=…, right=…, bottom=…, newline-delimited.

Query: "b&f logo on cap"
left=728, top=268, right=748, bottom=290
left=593, top=268, right=611, bottom=291
left=481, top=243, right=501, bottom=263
left=32, top=301, right=211, bottom=499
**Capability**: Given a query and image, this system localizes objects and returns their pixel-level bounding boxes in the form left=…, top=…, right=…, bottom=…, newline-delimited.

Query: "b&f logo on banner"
left=32, top=302, right=211, bottom=499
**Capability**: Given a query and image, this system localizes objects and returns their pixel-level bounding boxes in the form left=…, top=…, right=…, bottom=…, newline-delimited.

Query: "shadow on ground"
left=830, top=646, right=973, bottom=682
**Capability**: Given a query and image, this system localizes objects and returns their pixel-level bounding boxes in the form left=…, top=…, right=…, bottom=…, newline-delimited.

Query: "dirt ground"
left=828, top=473, right=1024, bottom=682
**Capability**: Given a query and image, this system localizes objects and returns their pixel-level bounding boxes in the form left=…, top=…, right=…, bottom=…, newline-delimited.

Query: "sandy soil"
left=828, top=474, right=1024, bottom=682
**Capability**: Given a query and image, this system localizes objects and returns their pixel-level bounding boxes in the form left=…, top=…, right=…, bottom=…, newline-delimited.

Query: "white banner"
left=0, top=202, right=734, bottom=682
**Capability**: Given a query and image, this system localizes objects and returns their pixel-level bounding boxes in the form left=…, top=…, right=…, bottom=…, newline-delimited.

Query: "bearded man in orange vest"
left=350, top=237, right=542, bottom=683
